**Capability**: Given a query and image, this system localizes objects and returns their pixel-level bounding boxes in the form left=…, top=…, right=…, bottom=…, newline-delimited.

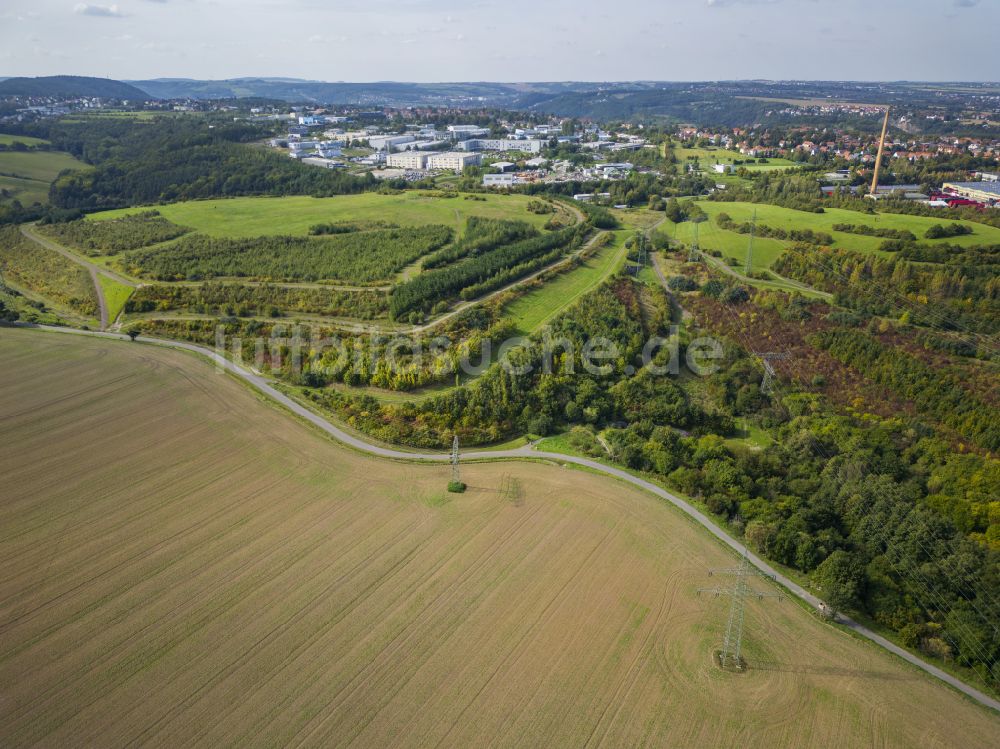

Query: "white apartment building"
left=386, top=151, right=429, bottom=169
left=459, top=138, right=545, bottom=154
left=426, top=152, right=483, bottom=172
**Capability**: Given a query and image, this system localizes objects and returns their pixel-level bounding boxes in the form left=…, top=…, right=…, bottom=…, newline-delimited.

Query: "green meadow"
left=0, top=150, right=87, bottom=205
left=88, top=193, right=561, bottom=238
left=673, top=201, right=1000, bottom=270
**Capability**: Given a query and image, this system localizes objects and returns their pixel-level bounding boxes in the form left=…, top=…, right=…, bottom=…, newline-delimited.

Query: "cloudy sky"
left=1, top=0, right=997, bottom=82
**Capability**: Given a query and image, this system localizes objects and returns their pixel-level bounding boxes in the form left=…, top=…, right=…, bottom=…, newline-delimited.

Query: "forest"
left=771, top=244, right=1000, bottom=335
left=31, top=118, right=376, bottom=211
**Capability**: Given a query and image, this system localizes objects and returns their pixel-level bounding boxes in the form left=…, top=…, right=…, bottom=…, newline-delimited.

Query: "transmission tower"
left=754, top=351, right=789, bottom=395
left=698, top=550, right=782, bottom=670
left=450, top=435, right=460, bottom=484
left=687, top=220, right=701, bottom=263
left=744, top=208, right=756, bottom=276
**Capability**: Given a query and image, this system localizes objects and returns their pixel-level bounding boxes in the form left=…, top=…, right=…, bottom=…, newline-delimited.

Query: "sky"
left=1, top=0, right=998, bottom=83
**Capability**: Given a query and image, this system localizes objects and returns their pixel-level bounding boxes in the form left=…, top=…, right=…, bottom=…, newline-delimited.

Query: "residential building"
left=459, top=138, right=544, bottom=154
left=426, top=152, right=482, bottom=172
left=386, top=151, right=429, bottom=169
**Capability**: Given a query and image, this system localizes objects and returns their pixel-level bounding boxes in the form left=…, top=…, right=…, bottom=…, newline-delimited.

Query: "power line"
left=450, top=435, right=460, bottom=486
left=699, top=549, right=782, bottom=670
left=698, top=267, right=1000, bottom=680
left=745, top=208, right=756, bottom=276
left=687, top=220, right=701, bottom=263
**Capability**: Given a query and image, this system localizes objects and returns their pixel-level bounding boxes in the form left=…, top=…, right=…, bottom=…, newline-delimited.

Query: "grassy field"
left=672, top=201, right=1000, bottom=270
left=0, top=133, right=49, bottom=147
left=97, top=275, right=134, bottom=323
left=1, top=328, right=998, bottom=747
left=503, top=230, right=628, bottom=334
left=673, top=146, right=801, bottom=172
left=89, top=193, right=562, bottom=238
left=0, top=150, right=87, bottom=205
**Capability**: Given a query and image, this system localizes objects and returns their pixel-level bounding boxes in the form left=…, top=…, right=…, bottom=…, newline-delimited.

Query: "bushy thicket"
left=716, top=212, right=833, bottom=244
left=812, top=330, right=1000, bottom=451
left=390, top=226, right=582, bottom=318
left=0, top=226, right=98, bottom=316
left=422, top=217, right=538, bottom=270
left=831, top=222, right=916, bottom=241
left=126, top=282, right=388, bottom=319
left=119, top=225, right=452, bottom=283
left=308, top=220, right=398, bottom=235
left=37, top=210, right=189, bottom=254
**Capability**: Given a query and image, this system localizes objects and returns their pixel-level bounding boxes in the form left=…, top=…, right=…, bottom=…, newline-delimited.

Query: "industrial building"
left=446, top=125, right=490, bottom=140
left=942, top=181, right=1000, bottom=205
left=368, top=134, right=416, bottom=151
left=483, top=173, right=516, bottom=188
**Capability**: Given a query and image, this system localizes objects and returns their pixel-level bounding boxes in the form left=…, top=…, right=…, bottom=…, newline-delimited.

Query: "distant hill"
left=130, top=78, right=597, bottom=106
left=0, top=75, right=150, bottom=100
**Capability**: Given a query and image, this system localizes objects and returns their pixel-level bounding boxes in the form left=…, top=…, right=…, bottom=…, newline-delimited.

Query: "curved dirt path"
left=15, top=323, right=1000, bottom=715
left=20, top=224, right=138, bottom=288
left=88, top=266, right=108, bottom=330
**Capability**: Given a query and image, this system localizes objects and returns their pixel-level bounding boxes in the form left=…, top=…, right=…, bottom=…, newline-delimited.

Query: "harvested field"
left=0, top=328, right=997, bottom=747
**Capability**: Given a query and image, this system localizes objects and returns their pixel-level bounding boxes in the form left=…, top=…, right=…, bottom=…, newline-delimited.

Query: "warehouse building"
left=942, top=181, right=1000, bottom=205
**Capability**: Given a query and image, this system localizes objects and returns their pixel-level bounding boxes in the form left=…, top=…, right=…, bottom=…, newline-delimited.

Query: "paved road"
left=14, top=323, right=1000, bottom=714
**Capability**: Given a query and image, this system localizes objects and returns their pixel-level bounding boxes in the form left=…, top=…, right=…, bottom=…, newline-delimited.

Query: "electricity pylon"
left=699, top=550, right=782, bottom=670
left=687, top=220, right=701, bottom=263
left=744, top=208, right=756, bottom=275
left=450, top=435, right=460, bottom=484
left=754, top=351, right=789, bottom=395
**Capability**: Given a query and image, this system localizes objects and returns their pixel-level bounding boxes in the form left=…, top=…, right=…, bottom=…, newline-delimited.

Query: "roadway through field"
left=19, top=322, right=1000, bottom=715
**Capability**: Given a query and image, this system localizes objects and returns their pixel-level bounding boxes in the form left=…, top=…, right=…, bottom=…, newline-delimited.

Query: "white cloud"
left=74, top=4, right=125, bottom=17
left=707, top=0, right=779, bottom=6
